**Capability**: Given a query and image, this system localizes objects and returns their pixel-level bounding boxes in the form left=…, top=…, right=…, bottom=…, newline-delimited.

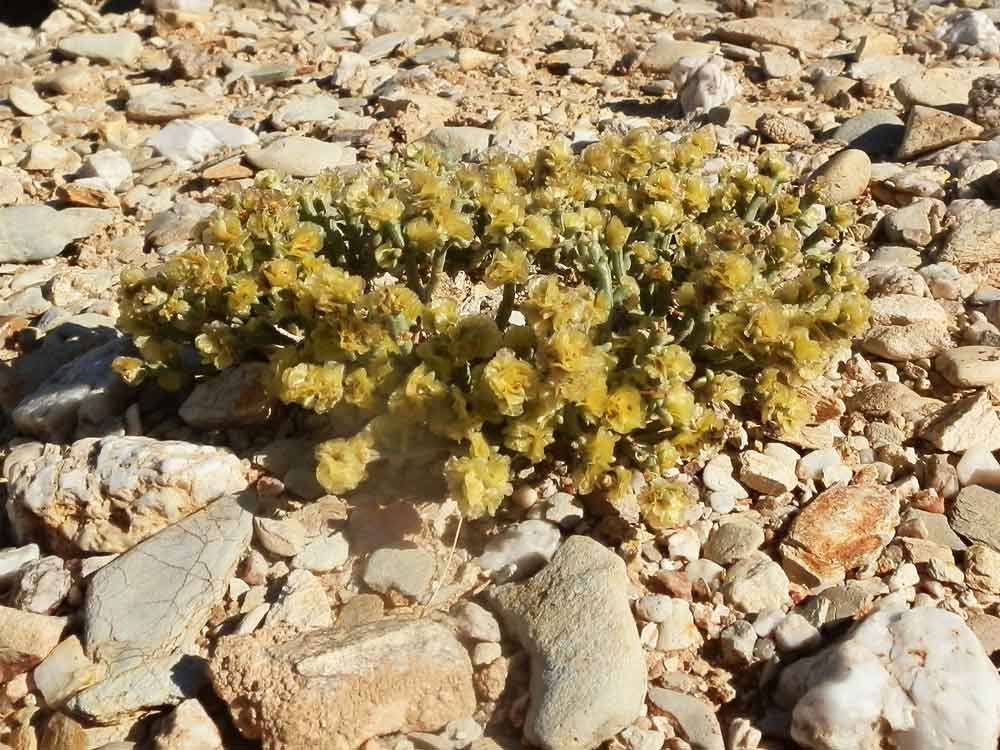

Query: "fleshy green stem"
left=427, top=246, right=449, bottom=302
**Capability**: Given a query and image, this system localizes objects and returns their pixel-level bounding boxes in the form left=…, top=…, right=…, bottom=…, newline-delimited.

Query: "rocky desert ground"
left=4, top=0, right=1000, bottom=748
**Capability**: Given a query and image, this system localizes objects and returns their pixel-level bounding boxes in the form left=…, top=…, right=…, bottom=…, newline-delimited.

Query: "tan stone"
left=919, top=391, right=1000, bottom=452
left=894, top=67, right=1000, bottom=109
left=966, top=544, right=1000, bottom=594
left=0, top=606, right=67, bottom=682
left=936, top=346, right=1000, bottom=388
left=210, top=619, right=476, bottom=749
left=715, top=17, right=838, bottom=52
left=896, top=105, right=984, bottom=161
left=151, top=700, right=224, bottom=750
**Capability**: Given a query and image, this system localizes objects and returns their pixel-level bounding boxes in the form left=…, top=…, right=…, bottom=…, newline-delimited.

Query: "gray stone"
left=899, top=508, right=967, bottom=551
left=0, top=543, right=40, bottom=587
left=83, top=494, right=253, bottom=669
left=951, top=486, right=1000, bottom=552
left=0, top=205, right=112, bottom=263
left=720, top=554, right=790, bottom=613
left=359, top=32, right=409, bottom=61
left=760, top=49, right=802, bottom=79
left=145, top=199, right=217, bottom=249
left=13, top=556, right=71, bottom=614
left=646, top=688, right=724, bottom=750
left=271, top=95, right=342, bottom=130
left=210, top=619, right=475, bottom=748
left=487, top=536, right=645, bottom=750
left=424, top=127, right=493, bottom=158
left=363, top=547, right=435, bottom=600
left=66, top=652, right=206, bottom=724
left=245, top=136, right=357, bottom=177
left=0, top=285, right=49, bottom=317
left=58, top=32, right=143, bottom=66
left=253, top=517, right=306, bottom=558
left=12, top=337, right=133, bottom=443
left=291, top=532, right=350, bottom=573
left=850, top=55, right=923, bottom=85
left=451, top=601, right=502, bottom=642
left=702, top=519, right=765, bottom=566
left=831, top=111, right=904, bottom=156
left=475, top=520, right=562, bottom=580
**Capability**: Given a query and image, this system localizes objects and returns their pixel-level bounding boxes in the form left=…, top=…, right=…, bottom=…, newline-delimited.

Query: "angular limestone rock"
left=4, top=436, right=247, bottom=555
left=778, top=603, right=1000, bottom=750
left=919, top=391, right=1000, bottom=452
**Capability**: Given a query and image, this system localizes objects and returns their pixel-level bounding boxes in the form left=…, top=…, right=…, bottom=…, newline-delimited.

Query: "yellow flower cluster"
left=115, top=127, right=869, bottom=529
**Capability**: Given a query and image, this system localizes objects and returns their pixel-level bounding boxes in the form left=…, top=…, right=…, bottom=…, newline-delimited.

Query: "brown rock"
left=210, top=619, right=475, bottom=749
left=896, top=105, right=984, bottom=161
left=780, top=485, right=899, bottom=586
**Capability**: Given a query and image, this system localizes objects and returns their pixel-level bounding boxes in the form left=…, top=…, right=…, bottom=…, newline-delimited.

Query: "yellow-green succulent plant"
left=114, top=127, right=868, bottom=530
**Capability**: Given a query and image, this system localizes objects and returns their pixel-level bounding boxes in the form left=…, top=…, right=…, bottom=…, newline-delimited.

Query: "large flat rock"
left=83, top=494, right=253, bottom=669
left=210, top=618, right=475, bottom=749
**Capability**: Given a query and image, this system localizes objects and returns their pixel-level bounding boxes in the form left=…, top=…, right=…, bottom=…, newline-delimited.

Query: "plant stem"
left=405, top=250, right=425, bottom=302
left=496, top=283, right=516, bottom=329
left=427, top=246, right=449, bottom=302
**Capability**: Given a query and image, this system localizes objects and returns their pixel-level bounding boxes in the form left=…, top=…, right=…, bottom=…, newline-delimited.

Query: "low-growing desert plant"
left=114, top=127, right=868, bottom=527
